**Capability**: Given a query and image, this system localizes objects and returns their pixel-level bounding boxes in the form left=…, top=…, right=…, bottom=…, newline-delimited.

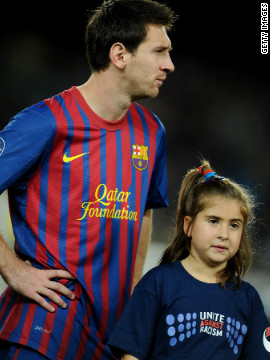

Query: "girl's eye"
left=209, top=218, right=218, bottom=224
left=231, top=222, right=239, bottom=229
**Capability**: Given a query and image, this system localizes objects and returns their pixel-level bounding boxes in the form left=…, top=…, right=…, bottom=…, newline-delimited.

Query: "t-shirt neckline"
left=176, top=261, right=222, bottom=288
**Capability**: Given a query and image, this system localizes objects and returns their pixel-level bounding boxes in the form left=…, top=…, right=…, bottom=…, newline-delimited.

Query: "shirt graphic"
left=0, top=137, right=5, bottom=156
left=132, top=144, right=149, bottom=171
left=165, top=311, right=247, bottom=356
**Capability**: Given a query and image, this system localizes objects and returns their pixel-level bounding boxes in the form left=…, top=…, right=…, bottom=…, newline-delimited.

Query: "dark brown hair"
left=85, top=0, right=178, bottom=72
left=160, top=159, right=255, bottom=288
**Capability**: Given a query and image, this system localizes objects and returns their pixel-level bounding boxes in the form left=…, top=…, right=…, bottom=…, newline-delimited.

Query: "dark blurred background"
left=0, top=1, right=269, bottom=314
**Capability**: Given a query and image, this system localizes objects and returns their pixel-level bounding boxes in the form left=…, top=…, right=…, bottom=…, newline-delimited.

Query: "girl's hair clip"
left=199, top=166, right=216, bottom=179
left=198, top=166, right=224, bottom=182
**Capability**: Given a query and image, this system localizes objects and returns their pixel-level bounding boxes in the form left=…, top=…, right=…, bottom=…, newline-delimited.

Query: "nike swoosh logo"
left=63, top=152, right=89, bottom=163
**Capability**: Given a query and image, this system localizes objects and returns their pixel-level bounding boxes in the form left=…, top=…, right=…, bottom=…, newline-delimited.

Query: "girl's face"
left=184, top=196, right=244, bottom=270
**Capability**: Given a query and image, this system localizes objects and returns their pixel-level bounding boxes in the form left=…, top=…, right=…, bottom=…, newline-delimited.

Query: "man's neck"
left=77, top=72, right=133, bottom=122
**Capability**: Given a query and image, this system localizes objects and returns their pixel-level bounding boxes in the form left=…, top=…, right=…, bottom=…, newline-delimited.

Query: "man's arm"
left=0, top=233, right=75, bottom=312
left=131, top=209, right=153, bottom=292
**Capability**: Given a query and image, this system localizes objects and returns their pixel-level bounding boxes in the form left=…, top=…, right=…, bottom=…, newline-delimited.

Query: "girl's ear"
left=183, top=216, right=192, bottom=237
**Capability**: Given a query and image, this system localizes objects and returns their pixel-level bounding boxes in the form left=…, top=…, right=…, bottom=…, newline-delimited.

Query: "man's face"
left=124, top=24, right=175, bottom=100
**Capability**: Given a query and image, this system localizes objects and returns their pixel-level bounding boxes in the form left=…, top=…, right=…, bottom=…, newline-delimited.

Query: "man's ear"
left=109, top=42, right=130, bottom=69
left=183, top=216, right=192, bottom=237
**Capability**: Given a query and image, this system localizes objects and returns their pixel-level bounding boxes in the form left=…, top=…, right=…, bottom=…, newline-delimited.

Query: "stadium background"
left=0, top=1, right=269, bottom=318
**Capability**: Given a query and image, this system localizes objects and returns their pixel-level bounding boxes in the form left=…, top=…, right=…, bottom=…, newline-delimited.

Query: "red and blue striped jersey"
left=0, top=87, right=168, bottom=359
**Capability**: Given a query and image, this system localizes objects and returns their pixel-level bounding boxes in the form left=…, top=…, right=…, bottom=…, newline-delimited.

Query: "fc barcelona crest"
left=132, top=144, right=149, bottom=171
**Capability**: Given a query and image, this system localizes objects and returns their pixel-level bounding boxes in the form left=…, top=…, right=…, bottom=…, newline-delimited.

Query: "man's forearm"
left=132, top=209, right=153, bottom=292
left=0, top=233, right=19, bottom=283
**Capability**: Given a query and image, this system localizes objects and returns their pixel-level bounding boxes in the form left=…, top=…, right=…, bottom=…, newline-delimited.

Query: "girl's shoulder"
left=238, top=279, right=260, bottom=295
left=142, top=261, right=179, bottom=280
left=231, top=279, right=266, bottom=315
left=135, top=262, right=181, bottom=293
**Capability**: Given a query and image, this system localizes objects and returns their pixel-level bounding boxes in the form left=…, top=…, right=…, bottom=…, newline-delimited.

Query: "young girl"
left=108, top=160, right=270, bottom=359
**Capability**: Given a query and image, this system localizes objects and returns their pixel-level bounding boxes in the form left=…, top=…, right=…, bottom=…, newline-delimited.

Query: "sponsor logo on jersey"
left=0, top=137, right=5, bottom=156
left=77, top=184, right=137, bottom=221
left=132, top=144, right=148, bottom=171
left=63, top=152, right=89, bottom=163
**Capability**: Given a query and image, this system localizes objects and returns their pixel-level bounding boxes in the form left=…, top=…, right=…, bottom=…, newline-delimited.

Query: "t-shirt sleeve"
left=0, top=102, right=55, bottom=194
left=146, top=122, right=168, bottom=210
left=108, top=272, right=160, bottom=360
left=239, top=286, right=270, bottom=359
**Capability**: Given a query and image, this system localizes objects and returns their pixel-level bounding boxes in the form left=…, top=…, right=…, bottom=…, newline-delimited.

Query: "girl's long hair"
left=159, top=159, right=255, bottom=288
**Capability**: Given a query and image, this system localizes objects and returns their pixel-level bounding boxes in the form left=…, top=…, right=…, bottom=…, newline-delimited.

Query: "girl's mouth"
left=212, top=245, right=228, bottom=252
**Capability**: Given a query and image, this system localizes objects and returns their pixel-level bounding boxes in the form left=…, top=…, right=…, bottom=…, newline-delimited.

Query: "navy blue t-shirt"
left=108, top=261, right=270, bottom=360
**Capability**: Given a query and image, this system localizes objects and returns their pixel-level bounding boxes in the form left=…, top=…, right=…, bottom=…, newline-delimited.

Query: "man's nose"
left=162, top=54, right=175, bottom=73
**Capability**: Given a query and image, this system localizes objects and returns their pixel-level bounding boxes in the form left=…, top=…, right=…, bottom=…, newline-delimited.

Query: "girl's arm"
left=122, top=355, right=139, bottom=360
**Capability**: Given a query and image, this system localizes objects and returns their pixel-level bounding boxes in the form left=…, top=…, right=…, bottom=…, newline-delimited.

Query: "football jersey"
left=0, top=87, right=168, bottom=359
left=108, top=261, right=270, bottom=360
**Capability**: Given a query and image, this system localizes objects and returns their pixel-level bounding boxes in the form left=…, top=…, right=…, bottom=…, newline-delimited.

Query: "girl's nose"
left=218, top=225, right=229, bottom=240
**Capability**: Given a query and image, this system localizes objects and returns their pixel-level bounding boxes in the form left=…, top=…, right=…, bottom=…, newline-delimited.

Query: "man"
left=0, top=0, right=177, bottom=358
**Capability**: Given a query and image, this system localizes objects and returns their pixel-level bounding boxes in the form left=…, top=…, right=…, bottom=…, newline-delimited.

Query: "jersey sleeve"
left=108, top=271, right=160, bottom=360
left=0, top=102, right=56, bottom=194
left=146, top=121, right=168, bottom=209
left=240, top=286, right=270, bottom=359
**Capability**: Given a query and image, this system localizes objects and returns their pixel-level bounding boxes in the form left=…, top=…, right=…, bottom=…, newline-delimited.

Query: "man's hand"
left=0, top=236, right=75, bottom=312
left=9, top=260, right=76, bottom=312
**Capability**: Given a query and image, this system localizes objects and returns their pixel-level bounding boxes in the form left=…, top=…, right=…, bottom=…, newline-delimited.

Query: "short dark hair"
left=85, top=0, right=177, bottom=72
